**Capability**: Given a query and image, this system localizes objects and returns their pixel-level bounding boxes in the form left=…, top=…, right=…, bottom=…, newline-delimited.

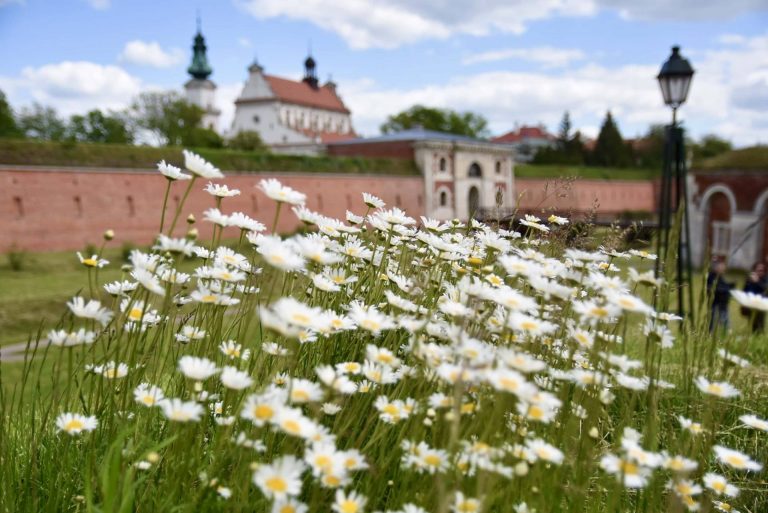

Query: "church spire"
left=303, top=52, right=318, bottom=89
left=187, top=15, right=213, bottom=80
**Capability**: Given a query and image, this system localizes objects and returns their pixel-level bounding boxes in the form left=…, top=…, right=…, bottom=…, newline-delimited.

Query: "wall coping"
left=0, top=164, right=423, bottom=181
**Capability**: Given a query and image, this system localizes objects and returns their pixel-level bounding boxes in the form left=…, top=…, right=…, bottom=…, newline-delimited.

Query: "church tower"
left=184, top=17, right=220, bottom=131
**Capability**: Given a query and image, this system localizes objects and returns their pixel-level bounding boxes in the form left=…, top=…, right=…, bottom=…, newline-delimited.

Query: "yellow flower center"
left=282, top=420, right=301, bottom=434
left=142, top=396, right=156, bottom=406
left=528, top=405, right=545, bottom=420
left=315, top=455, right=332, bottom=468
left=292, top=390, right=310, bottom=402
left=323, top=474, right=341, bottom=487
left=620, top=461, right=639, bottom=475
left=725, top=454, right=745, bottom=467
left=520, top=321, right=538, bottom=331
left=265, top=476, right=287, bottom=493
left=712, top=481, right=726, bottom=492
left=64, top=419, right=85, bottom=432
left=382, top=404, right=399, bottom=416
left=292, top=313, right=311, bottom=325
left=253, top=404, right=274, bottom=420
left=339, top=500, right=358, bottom=513
left=280, top=506, right=296, bottom=513
left=457, top=501, right=478, bottom=513
left=201, top=294, right=218, bottom=303
left=83, top=258, right=98, bottom=267
left=129, top=308, right=143, bottom=321
left=424, top=454, right=442, bottom=467
left=361, top=319, right=381, bottom=331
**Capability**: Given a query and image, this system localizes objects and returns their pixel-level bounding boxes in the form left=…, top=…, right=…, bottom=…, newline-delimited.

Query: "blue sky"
left=1, top=0, right=768, bottom=145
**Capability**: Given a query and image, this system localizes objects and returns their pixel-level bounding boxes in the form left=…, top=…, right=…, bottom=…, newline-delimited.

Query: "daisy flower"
left=48, top=328, right=96, bottom=347
left=67, top=297, right=113, bottom=326
left=271, top=499, right=309, bottom=513
left=205, top=182, right=240, bottom=197
left=703, top=473, right=740, bottom=497
left=525, top=438, right=565, bottom=465
left=362, top=192, right=385, bottom=209
left=713, top=445, right=763, bottom=472
left=76, top=252, right=109, bottom=268
left=55, top=412, right=98, bottom=436
left=253, top=455, right=307, bottom=500
left=451, top=492, right=481, bottom=513
left=103, top=280, right=138, bottom=296
left=159, top=398, right=204, bottom=422
left=220, top=366, right=254, bottom=390
left=157, top=160, right=191, bottom=180
left=694, top=376, right=740, bottom=398
left=258, top=178, right=306, bottom=205
left=183, top=149, right=223, bottom=178
left=134, top=383, right=165, bottom=407
left=178, top=356, right=218, bottom=381
left=730, top=289, right=768, bottom=312
left=332, top=489, right=367, bottom=513
left=739, top=414, right=768, bottom=431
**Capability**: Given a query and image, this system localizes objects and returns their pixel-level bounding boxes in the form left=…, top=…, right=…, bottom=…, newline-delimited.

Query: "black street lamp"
left=655, top=46, right=695, bottom=319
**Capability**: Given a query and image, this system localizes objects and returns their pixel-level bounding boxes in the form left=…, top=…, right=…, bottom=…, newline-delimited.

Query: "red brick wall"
left=0, top=166, right=425, bottom=252
left=693, top=171, right=768, bottom=212
left=326, top=141, right=415, bottom=160
left=516, top=178, right=656, bottom=216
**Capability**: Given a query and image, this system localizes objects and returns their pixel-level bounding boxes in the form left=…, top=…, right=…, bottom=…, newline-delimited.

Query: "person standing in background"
left=707, top=259, right=733, bottom=333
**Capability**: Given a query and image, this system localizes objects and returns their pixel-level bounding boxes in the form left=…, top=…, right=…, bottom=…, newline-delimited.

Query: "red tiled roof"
left=263, top=75, right=350, bottom=113
left=492, top=126, right=554, bottom=144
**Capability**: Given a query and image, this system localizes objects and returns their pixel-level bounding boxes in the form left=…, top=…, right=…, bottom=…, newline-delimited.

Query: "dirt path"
left=0, top=339, right=50, bottom=363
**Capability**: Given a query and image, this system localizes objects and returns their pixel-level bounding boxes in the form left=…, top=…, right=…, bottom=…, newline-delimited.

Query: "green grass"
left=515, top=164, right=657, bottom=180
left=0, top=139, right=420, bottom=176
left=0, top=248, right=126, bottom=347
left=2, top=184, right=768, bottom=512
left=696, top=145, right=768, bottom=170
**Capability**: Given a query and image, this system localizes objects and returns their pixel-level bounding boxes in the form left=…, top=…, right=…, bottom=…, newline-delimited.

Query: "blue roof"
left=327, top=127, right=491, bottom=146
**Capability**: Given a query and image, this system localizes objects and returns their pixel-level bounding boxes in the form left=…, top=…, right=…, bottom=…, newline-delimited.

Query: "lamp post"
left=655, top=45, right=695, bottom=319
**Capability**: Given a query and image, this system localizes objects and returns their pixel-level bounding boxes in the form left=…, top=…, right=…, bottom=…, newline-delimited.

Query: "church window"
left=439, top=157, right=447, bottom=172
left=252, top=115, right=260, bottom=124
left=495, top=161, right=502, bottom=174
left=468, top=162, right=482, bottom=178
left=439, top=191, right=447, bottom=207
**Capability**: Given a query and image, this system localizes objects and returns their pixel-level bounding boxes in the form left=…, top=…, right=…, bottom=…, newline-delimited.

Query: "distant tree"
left=557, top=111, right=572, bottom=150
left=632, top=125, right=666, bottom=169
left=130, top=91, right=215, bottom=147
left=693, top=134, right=732, bottom=160
left=67, top=109, right=133, bottom=144
left=228, top=130, right=266, bottom=151
left=184, top=127, right=224, bottom=149
left=591, top=111, right=632, bottom=167
left=18, top=103, right=66, bottom=141
left=380, top=105, right=489, bottom=138
left=0, top=90, right=22, bottom=138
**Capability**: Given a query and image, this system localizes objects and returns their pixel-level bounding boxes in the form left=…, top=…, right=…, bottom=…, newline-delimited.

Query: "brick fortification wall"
left=515, top=178, right=656, bottom=218
left=0, top=166, right=658, bottom=253
left=0, top=166, right=426, bottom=252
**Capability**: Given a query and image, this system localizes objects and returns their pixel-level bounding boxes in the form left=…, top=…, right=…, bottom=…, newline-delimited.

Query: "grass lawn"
left=516, top=164, right=657, bottom=180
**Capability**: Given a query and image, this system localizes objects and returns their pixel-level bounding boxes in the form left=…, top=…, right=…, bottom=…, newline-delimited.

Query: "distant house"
left=327, top=127, right=515, bottom=221
left=230, top=57, right=356, bottom=155
left=491, top=124, right=555, bottom=162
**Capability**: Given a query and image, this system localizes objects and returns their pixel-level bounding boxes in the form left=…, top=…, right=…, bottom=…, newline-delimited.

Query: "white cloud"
left=463, top=47, right=586, bottom=68
left=119, top=40, right=184, bottom=68
left=342, top=33, right=768, bottom=146
left=597, top=0, right=767, bottom=21
left=216, top=82, right=245, bottom=135
left=236, top=0, right=595, bottom=49
left=237, top=0, right=764, bottom=50
left=1, top=61, right=144, bottom=116
left=85, top=0, right=110, bottom=9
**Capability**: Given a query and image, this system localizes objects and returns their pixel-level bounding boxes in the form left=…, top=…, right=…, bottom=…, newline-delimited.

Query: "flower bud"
left=514, top=461, right=529, bottom=476
left=187, top=228, right=199, bottom=240
left=146, top=451, right=160, bottom=463
left=187, top=214, right=196, bottom=224
left=103, top=229, right=114, bottom=241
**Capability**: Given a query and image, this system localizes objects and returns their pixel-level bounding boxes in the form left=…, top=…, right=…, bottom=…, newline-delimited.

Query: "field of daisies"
left=1, top=149, right=767, bottom=513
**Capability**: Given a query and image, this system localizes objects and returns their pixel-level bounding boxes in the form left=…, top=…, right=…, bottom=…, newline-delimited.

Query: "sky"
left=1, top=0, right=768, bottom=146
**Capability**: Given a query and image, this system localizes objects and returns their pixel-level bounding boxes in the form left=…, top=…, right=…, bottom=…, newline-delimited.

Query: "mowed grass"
left=0, top=248, right=127, bottom=347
